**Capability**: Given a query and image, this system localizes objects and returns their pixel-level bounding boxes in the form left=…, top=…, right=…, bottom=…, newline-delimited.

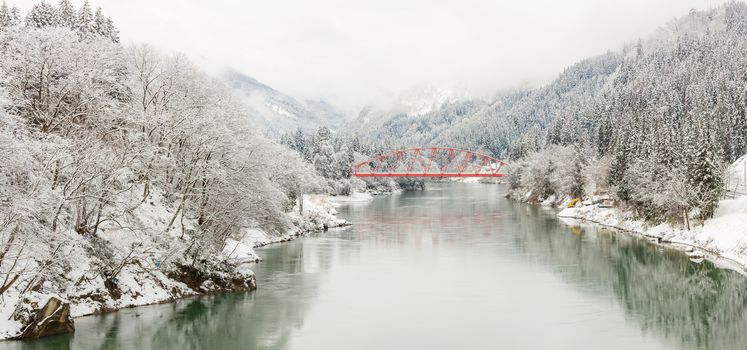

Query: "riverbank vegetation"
left=508, top=3, right=747, bottom=228
left=280, top=127, right=425, bottom=193
left=0, top=0, right=345, bottom=338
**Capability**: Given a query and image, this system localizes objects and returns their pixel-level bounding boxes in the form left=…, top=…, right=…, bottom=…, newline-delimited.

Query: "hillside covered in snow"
left=352, top=3, right=747, bottom=231
left=224, top=70, right=349, bottom=137
left=0, top=0, right=357, bottom=339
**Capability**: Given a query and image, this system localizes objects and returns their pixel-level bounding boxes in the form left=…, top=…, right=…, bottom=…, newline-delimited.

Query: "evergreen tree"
left=8, top=5, right=19, bottom=26
left=93, top=7, right=108, bottom=37
left=302, top=133, right=315, bottom=163
left=26, top=1, right=56, bottom=28
left=333, top=143, right=354, bottom=179
left=292, top=127, right=306, bottom=153
left=609, top=145, right=631, bottom=201
left=313, top=140, right=335, bottom=179
left=279, top=131, right=294, bottom=150
left=569, top=146, right=588, bottom=198
left=0, top=1, right=10, bottom=27
left=55, top=0, right=76, bottom=28
left=0, top=1, right=16, bottom=28
left=106, top=17, right=119, bottom=42
left=350, top=134, right=361, bottom=152
left=687, top=131, right=724, bottom=222
left=76, top=0, right=95, bottom=36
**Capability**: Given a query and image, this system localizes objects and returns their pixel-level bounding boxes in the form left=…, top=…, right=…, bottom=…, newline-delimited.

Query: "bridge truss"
left=352, top=147, right=507, bottom=178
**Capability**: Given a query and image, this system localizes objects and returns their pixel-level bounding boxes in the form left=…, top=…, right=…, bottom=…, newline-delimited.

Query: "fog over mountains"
left=223, top=70, right=348, bottom=136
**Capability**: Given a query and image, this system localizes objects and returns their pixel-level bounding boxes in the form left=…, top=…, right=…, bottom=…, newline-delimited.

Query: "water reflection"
left=4, top=183, right=747, bottom=349
left=544, top=220, right=747, bottom=350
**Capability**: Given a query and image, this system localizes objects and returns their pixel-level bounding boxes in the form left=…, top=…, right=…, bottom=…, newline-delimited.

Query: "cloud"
left=13, top=0, right=732, bottom=109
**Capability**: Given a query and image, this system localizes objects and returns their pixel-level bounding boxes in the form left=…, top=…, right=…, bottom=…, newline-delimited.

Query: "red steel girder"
left=352, top=147, right=508, bottom=178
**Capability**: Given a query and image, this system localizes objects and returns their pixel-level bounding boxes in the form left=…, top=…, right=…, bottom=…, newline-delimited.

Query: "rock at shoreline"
left=168, top=262, right=257, bottom=294
left=11, top=292, right=75, bottom=339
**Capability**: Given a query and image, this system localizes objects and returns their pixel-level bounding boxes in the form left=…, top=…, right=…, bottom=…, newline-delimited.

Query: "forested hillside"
left=348, top=52, right=622, bottom=158
left=437, top=52, right=623, bottom=158
left=350, top=2, right=747, bottom=227
left=511, top=3, right=747, bottom=226
left=548, top=3, right=747, bottom=219
left=0, top=0, right=332, bottom=332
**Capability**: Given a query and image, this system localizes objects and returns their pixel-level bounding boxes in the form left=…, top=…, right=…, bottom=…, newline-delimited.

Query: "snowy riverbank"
left=223, top=192, right=369, bottom=262
left=557, top=195, right=747, bottom=273
left=0, top=190, right=366, bottom=340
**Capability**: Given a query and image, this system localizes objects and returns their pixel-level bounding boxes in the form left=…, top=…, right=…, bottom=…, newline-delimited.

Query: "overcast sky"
left=17, top=0, right=731, bottom=109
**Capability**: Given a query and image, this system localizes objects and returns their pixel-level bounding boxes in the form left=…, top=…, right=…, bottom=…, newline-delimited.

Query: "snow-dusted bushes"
left=0, top=2, right=329, bottom=330
left=511, top=144, right=723, bottom=227
left=508, top=145, right=596, bottom=203
left=621, top=160, right=691, bottom=225
left=280, top=126, right=426, bottom=194
left=280, top=126, right=365, bottom=195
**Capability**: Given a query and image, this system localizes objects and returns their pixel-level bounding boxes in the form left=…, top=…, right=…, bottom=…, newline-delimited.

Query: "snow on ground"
left=223, top=235, right=262, bottom=264
left=0, top=186, right=364, bottom=340
left=325, top=191, right=374, bottom=203
left=214, top=192, right=371, bottom=265
left=558, top=195, right=747, bottom=272
left=451, top=177, right=481, bottom=183
left=557, top=156, right=747, bottom=272
left=290, top=193, right=356, bottom=230
left=727, top=154, right=747, bottom=196
left=222, top=192, right=370, bottom=268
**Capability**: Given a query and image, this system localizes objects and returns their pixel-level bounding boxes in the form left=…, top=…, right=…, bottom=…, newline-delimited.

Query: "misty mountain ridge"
left=346, top=3, right=747, bottom=159
left=345, top=50, right=620, bottom=155
left=223, top=69, right=349, bottom=136
left=345, top=84, right=476, bottom=137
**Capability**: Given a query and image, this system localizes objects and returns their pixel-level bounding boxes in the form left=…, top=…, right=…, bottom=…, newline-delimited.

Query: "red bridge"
left=353, top=147, right=508, bottom=178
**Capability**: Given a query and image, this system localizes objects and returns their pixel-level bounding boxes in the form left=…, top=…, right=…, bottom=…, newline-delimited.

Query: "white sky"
left=14, top=0, right=731, bottom=109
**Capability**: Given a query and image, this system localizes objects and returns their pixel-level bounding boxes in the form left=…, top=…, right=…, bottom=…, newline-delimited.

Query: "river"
left=5, top=183, right=747, bottom=349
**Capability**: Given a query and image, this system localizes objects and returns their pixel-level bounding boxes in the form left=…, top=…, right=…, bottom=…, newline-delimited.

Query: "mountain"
left=223, top=70, right=348, bottom=136
left=344, top=84, right=475, bottom=142
left=304, top=98, right=348, bottom=128
left=349, top=3, right=747, bottom=167
left=345, top=52, right=622, bottom=157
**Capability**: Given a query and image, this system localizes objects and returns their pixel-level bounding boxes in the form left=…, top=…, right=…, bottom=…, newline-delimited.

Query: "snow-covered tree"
left=92, top=7, right=108, bottom=37
left=332, top=142, right=354, bottom=179
left=7, top=5, right=19, bottom=26
left=107, top=17, right=118, bottom=41
left=0, top=27, right=125, bottom=134
left=75, top=0, right=95, bottom=36
left=687, top=132, right=724, bottom=222
left=568, top=146, right=588, bottom=199
left=55, top=0, right=75, bottom=28
left=25, top=1, right=55, bottom=27
left=0, top=1, right=19, bottom=28
left=312, top=129, right=336, bottom=179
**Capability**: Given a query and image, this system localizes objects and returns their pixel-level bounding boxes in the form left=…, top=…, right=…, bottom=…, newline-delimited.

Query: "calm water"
left=6, top=183, right=747, bottom=349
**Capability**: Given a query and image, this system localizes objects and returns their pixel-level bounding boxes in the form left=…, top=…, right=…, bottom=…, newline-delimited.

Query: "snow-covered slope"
left=0, top=180, right=354, bottom=339
left=345, top=52, right=621, bottom=155
left=727, top=154, right=747, bottom=196
left=223, top=70, right=348, bottom=136
left=345, top=84, right=473, bottom=135
left=558, top=154, right=747, bottom=272
left=393, top=84, right=470, bottom=117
